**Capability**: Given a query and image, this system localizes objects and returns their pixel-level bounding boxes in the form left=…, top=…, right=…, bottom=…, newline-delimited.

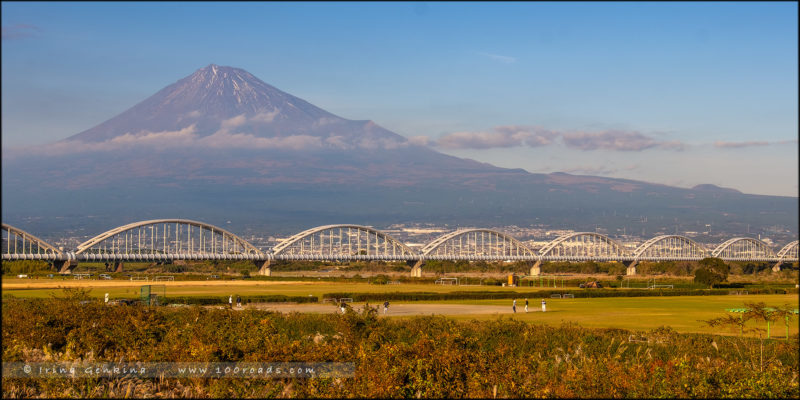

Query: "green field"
left=430, top=295, right=799, bottom=336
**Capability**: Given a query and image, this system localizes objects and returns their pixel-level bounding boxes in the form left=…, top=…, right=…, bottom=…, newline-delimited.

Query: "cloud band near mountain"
left=434, top=126, right=686, bottom=151
left=713, top=139, right=797, bottom=148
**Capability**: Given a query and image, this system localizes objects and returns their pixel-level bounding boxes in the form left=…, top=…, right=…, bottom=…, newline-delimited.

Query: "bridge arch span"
left=2, top=223, right=63, bottom=259
left=777, top=240, right=798, bottom=261
left=271, top=224, right=416, bottom=260
left=632, top=235, right=706, bottom=260
left=539, top=232, right=629, bottom=259
left=421, top=228, right=535, bottom=260
left=75, top=219, right=262, bottom=256
left=710, top=237, right=775, bottom=260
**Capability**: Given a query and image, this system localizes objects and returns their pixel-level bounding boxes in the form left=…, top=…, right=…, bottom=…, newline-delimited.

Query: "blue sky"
left=2, top=2, right=797, bottom=196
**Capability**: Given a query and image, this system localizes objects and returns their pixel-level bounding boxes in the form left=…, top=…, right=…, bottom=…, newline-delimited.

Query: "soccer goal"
left=435, top=277, right=459, bottom=285
left=154, top=276, right=175, bottom=281
left=140, top=284, right=166, bottom=306
left=562, top=294, right=575, bottom=298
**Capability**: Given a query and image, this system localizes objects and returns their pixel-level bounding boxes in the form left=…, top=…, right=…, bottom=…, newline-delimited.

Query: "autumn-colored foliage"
left=3, top=292, right=798, bottom=398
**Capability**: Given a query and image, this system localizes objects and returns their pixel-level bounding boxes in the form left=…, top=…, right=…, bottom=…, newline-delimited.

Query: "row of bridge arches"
left=3, top=221, right=798, bottom=263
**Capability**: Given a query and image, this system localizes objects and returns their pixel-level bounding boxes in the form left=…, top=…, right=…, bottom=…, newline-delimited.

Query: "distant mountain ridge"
left=691, top=184, right=742, bottom=194
left=2, top=64, right=796, bottom=237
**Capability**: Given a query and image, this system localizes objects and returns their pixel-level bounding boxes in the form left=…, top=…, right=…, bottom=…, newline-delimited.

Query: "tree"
left=694, top=257, right=729, bottom=288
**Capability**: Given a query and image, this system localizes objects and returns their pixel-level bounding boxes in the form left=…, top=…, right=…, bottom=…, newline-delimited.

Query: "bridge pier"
left=255, top=260, right=271, bottom=276
left=408, top=260, right=424, bottom=277
left=54, top=260, right=78, bottom=274
left=624, top=261, right=638, bottom=276
left=772, top=262, right=783, bottom=272
left=529, top=260, right=542, bottom=276
left=104, top=262, right=124, bottom=272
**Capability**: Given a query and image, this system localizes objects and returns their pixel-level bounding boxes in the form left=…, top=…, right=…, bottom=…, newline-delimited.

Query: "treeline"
left=2, top=293, right=797, bottom=398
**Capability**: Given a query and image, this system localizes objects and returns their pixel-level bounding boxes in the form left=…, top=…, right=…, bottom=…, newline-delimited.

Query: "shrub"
left=2, top=296, right=797, bottom=398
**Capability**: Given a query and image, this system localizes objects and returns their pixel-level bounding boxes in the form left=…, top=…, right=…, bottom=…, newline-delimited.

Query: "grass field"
left=433, top=295, right=799, bottom=337
left=3, top=278, right=796, bottom=337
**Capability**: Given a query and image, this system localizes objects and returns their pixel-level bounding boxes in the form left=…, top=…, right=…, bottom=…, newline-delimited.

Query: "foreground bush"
left=3, top=294, right=798, bottom=398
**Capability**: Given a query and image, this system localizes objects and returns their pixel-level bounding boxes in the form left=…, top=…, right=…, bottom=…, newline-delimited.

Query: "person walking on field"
left=236, top=295, right=241, bottom=308
left=541, top=299, right=546, bottom=312
left=229, top=295, right=233, bottom=309
left=512, top=298, right=517, bottom=313
left=525, top=298, right=528, bottom=313
left=383, top=300, right=389, bottom=315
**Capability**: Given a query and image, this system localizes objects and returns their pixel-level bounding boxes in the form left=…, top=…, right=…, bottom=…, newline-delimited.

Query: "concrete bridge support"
left=772, top=262, right=783, bottom=272
left=408, top=260, right=423, bottom=277
left=54, top=260, right=78, bottom=274
left=624, top=261, right=638, bottom=276
left=104, top=262, right=124, bottom=272
left=255, top=260, right=271, bottom=276
left=529, top=260, right=542, bottom=276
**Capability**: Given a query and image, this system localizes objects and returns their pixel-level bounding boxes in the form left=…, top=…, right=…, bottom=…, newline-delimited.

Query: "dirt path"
left=243, top=302, right=539, bottom=316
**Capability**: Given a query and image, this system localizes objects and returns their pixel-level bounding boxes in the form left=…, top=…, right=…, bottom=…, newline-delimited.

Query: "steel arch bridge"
left=74, top=219, right=264, bottom=262
left=270, top=224, right=417, bottom=261
left=537, top=232, right=629, bottom=261
left=777, top=240, right=798, bottom=261
left=711, top=237, right=776, bottom=262
left=421, top=229, right=536, bottom=261
left=632, top=235, right=707, bottom=261
left=2, top=220, right=798, bottom=275
left=2, top=224, right=63, bottom=261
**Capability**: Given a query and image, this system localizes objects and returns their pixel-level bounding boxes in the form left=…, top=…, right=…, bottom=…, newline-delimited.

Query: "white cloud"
left=437, top=126, right=555, bottom=149
left=478, top=52, right=517, bottom=64
left=251, top=109, right=280, bottom=123
left=198, top=131, right=322, bottom=150
left=712, top=139, right=797, bottom=149
left=220, top=114, right=247, bottom=130
left=325, top=135, right=351, bottom=150
left=407, top=135, right=432, bottom=147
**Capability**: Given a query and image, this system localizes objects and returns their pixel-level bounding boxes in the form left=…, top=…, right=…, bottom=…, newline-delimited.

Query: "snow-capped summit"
left=66, top=64, right=402, bottom=147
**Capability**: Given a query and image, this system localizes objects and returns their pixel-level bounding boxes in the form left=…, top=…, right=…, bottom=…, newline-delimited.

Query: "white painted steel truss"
left=271, top=224, right=416, bottom=260
left=711, top=237, right=776, bottom=261
left=2, top=223, right=62, bottom=260
left=538, top=232, right=628, bottom=261
left=421, top=228, right=535, bottom=261
left=2, top=221, right=797, bottom=264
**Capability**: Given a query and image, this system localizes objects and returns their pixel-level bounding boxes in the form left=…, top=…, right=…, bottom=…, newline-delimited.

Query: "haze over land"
left=2, top=65, right=796, bottom=240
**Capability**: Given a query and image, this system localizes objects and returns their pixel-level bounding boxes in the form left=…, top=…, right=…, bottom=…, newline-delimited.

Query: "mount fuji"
left=2, top=65, right=796, bottom=237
